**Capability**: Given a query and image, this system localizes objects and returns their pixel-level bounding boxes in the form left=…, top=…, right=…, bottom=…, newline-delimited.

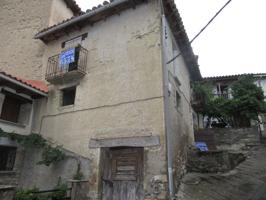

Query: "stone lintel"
left=89, top=135, right=160, bottom=148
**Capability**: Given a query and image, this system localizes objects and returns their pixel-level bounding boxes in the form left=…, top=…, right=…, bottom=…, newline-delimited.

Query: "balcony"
left=213, top=93, right=230, bottom=99
left=191, top=93, right=205, bottom=112
left=45, top=45, right=88, bottom=84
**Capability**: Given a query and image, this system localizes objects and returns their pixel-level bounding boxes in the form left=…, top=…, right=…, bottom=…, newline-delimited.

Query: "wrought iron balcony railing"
left=45, top=45, right=88, bottom=84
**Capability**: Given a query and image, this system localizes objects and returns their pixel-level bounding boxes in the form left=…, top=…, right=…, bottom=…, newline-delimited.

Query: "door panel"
left=102, top=147, right=144, bottom=200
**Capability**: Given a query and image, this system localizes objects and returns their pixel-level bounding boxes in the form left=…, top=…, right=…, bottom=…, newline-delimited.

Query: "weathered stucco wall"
left=163, top=17, right=194, bottom=194
left=49, top=0, right=74, bottom=26
left=19, top=147, right=91, bottom=191
left=0, top=0, right=51, bottom=80
left=0, top=0, right=74, bottom=80
left=34, top=1, right=166, bottom=199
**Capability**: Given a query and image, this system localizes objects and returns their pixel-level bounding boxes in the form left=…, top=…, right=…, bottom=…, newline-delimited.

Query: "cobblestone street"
left=177, top=145, right=266, bottom=200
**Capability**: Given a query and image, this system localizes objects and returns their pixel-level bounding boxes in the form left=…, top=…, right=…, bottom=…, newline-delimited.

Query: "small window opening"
left=0, top=91, right=32, bottom=124
left=0, top=146, right=16, bottom=171
left=175, top=90, right=181, bottom=108
left=61, top=87, right=76, bottom=106
left=61, top=33, right=88, bottom=49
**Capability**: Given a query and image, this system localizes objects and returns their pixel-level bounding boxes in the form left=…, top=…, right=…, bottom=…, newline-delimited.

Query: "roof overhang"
left=162, top=0, right=202, bottom=81
left=203, top=73, right=266, bottom=82
left=35, top=0, right=146, bottom=42
left=35, top=0, right=201, bottom=81
left=0, top=73, right=47, bottom=98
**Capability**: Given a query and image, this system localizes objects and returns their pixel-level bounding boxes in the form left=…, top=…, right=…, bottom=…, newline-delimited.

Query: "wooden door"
left=102, top=147, right=144, bottom=200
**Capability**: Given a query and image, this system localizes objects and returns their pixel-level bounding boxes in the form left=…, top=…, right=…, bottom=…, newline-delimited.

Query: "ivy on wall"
left=37, top=145, right=66, bottom=166
left=0, top=128, right=65, bottom=166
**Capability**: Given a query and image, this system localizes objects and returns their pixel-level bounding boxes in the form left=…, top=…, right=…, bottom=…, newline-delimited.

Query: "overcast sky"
left=75, top=0, right=266, bottom=77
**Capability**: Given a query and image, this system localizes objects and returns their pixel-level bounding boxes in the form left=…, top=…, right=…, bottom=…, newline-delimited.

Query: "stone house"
left=202, top=73, right=266, bottom=99
left=0, top=0, right=201, bottom=199
left=192, top=73, right=266, bottom=131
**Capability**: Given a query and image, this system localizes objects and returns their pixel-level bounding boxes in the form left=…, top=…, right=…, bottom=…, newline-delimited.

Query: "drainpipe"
left=159, top=0, right=175, bottom=199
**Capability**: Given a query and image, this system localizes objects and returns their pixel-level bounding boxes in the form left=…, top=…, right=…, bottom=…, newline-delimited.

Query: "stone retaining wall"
left=0, top=186, right=15, bottom=200
left=195, top=127, right=260, bottom=151
left=187, top=148, right=246, bottom=173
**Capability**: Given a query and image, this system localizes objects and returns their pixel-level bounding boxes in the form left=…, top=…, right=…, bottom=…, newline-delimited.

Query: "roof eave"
left=163, top=0, right=202, bottom=81
left=35, top=0, right=141, bottom=41
left=203, top=73, right=266, bottom=81
left=0, top=74, right=48, bottom=97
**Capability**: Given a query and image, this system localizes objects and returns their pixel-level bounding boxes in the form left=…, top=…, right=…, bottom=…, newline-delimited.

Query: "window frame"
left=60, top=86, right=76, bottom=107
left=0, top=90, right=32, bottom=124
left=175, top=90, right=181, bottom=109
left=0, top=146, right=17, bottom=171
left=61, top=33, right=88, bottom=49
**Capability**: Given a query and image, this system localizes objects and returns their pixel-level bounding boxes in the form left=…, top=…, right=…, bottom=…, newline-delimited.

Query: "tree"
left=192, top=83, right=229, bottom=128
left=229, top=76, right=266, bottom=127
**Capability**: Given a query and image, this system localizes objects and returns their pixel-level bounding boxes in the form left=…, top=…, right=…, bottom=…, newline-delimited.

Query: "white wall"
left=255, top=79, right=266, bottom=98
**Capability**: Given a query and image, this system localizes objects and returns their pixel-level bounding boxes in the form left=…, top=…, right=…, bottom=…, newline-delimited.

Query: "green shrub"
left=13, top=187, right=39, bottom=200
left=49, top=184, right=68, bottom=200
left=13, top=184, right=68, bottom=200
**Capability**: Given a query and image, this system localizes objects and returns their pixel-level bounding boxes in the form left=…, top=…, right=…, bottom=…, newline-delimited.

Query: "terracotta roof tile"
left=35, top=0, right=131, bottom=38
left=63, top=0, right=82, bottom=15
left=0, top=71, right=48, bottom=93
left=203, top=73, right=266, bottom=81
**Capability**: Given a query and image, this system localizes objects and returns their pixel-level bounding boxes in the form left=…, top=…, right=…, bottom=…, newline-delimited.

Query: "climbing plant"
left=0, top=128, right=65, bottom=166
left=37, top=145, right=66, bottom=166
left=72, top=162, right=84, bottom=180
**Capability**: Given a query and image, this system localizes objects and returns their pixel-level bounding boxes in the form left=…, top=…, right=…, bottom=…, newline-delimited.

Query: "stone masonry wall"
left=195, top=127, right=260, bottom=151
left=0, top=187, right=15, bottom=200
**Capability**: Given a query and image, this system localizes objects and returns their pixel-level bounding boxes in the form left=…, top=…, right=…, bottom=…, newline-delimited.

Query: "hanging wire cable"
left=166, top=0, right=232, bottom=64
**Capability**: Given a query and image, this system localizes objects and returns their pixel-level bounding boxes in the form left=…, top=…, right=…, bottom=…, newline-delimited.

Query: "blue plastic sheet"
left=195, top=142, right=208, bottom=151
left=59, top=48, right=75, bottom=68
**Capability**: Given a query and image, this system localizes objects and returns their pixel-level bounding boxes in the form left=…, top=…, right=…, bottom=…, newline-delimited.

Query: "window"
left=0, top=91, right=32, bottom=124
left=0, top=146, right=16, bottom=171
left=61, top=33, right=88, bottom=49
left=61, top=87, right=76, bottom=106
left=175, top=90, right=181, bottom=108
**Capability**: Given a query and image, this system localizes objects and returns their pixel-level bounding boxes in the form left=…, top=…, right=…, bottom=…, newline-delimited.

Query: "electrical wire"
left=166, top=0, right=232, bottom=64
